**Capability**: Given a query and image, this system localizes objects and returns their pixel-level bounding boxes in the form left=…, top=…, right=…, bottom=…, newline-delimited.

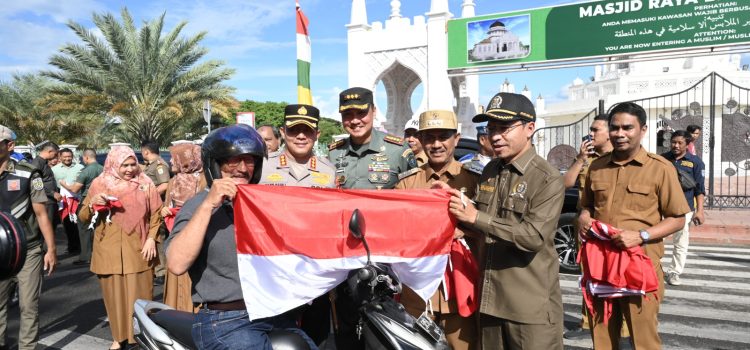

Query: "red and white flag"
left=234, top=186, right=455, bottom=321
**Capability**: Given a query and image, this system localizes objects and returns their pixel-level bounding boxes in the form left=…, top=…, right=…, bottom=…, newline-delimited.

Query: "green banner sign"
left=447, top=0, right=750, bottom=70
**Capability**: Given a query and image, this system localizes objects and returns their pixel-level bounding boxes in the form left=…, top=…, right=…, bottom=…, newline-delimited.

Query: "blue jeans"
left=192, top=309, right=318, bottom=350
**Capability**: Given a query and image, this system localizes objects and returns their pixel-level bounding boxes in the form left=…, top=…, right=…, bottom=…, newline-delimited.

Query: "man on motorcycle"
left=164, top=125, right=317, bottom=350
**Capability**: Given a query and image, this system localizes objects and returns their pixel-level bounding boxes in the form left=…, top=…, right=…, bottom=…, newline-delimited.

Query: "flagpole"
left=296, top=0, right=313, bottom=105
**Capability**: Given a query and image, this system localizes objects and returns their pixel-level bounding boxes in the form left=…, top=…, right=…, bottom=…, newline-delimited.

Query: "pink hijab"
left=87, top=146, right=162, bottom=240
left=168, top=144, right=204, bottom=207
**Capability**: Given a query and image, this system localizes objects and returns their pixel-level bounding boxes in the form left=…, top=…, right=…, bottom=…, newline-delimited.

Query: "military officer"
left=260, top=104, right=335, bottom=188
left=396, top=109, right=480, bottom=350
left=328, top=87, right=416, bottom=190
left=141, top=141, right=171, bottom=198
left=438, top=92, right=565, bottom=350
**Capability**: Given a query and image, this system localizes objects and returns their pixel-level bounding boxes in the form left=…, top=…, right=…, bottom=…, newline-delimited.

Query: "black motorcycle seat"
left=268, top=330, right=311, bottom=350
left=151, top=309, right=196, bottom=348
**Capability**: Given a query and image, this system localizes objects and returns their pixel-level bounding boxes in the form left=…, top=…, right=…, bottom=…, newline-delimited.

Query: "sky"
left=1, top=0, right=747, bottom=122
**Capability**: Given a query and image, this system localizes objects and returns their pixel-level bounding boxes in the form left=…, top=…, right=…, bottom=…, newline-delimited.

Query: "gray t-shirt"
left=164, top=190, right=244, bottom=303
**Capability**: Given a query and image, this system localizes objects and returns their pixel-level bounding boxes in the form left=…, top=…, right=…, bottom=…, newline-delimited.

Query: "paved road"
left=2, top=236, right=748, bottom=349
left=562, top=244, right=750, bottom=350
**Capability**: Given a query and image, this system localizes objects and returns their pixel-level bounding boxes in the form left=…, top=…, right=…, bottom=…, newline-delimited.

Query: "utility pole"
left=203, top=100, right=212, bottom=133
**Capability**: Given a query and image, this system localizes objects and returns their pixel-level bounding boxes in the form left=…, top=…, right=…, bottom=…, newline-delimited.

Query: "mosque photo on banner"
left=467, top=14, right=530, bottom=63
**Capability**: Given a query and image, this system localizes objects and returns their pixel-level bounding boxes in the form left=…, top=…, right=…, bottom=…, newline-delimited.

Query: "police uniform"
left=0, top=150, right=49, bottom=349
left=329, top=88, right=416, bottom=189
left=396, top=110, right=480, bottom=350
left=259, top=105, right=336, bottom=190
left=468, top=93, right=565, bottom=350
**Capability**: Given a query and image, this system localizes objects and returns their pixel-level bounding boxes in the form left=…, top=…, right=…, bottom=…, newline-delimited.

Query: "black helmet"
left=202, top=124, right=267, bottom=186
left=0, top=211, right=28, bottom=280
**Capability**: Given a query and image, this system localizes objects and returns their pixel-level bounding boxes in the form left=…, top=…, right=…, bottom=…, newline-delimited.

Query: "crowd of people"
left=0, top=86, right=704, bottom=350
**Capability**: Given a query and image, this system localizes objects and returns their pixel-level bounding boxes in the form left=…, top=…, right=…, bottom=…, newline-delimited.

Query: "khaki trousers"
left=668, top=211, right=694, bottom=276
left=99, top=270, right=153, bottom=343
left=0, top=246, right=43, bottom=350
left=480, top=313, right=562, bottom=350
left=588, top=292, right=662, bottom=350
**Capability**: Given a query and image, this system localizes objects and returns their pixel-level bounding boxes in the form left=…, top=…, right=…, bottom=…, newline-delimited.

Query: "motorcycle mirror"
left=349, top=209, right=365, bottom=240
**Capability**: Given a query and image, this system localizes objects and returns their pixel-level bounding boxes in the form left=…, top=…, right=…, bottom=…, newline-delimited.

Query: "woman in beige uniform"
left=161, top=143, right=206, bottom=312
left=79, top=145, right=162, bottom=350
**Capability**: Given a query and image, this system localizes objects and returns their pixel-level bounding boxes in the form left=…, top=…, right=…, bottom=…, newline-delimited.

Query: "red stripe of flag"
left=296, top=1, right=309, bottom=36
left=234, top=186, right=455, bottom=259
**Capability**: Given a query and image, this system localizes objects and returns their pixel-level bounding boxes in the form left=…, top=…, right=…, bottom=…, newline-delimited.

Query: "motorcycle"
left=132, top=209, right=448, bottom=350
left=345, top=209, right=450, bottom=350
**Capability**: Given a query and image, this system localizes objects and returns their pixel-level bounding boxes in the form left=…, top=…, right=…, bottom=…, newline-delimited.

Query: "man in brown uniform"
left=396, top=109, right=480, bottom=350
left=438, top=92, right=565, bottom=350
left=578, top=102, right=689, bottom=349
left=141, top=140, right=171, bottom=284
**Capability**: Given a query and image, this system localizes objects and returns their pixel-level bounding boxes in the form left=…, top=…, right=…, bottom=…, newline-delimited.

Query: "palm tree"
left=0, top=73, right=93, bottom=145
left=45, top=8, right=235, bottom=146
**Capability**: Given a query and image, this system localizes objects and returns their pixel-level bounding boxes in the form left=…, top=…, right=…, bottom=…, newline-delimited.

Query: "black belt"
left=199, top=300, right=246, bottom=311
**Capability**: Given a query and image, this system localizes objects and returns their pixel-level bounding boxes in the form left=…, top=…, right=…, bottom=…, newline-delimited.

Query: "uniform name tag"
left=480, top=184, right=495, bottom=192
left=7, top=179, right=20, bottom=191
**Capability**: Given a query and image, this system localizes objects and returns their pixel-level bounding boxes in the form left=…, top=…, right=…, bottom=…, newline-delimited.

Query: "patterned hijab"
left=168, top=144, right=204, bottom=207
left=87, top=146, right=160, bottom=237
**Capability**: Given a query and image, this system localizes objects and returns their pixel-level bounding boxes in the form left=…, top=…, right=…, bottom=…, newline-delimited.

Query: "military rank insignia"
left=383, top=135, right=404, bottom=145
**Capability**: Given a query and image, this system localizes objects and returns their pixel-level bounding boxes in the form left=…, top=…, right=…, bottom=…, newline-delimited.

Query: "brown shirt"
left=79, top=188, right=162, bottom=275
left=469, top=146, right=565, bottom=324
left=414, top=151, right=428, bottom=168
left=395, top=159, right=480, bottom=315
left=144, top=157, right=171, bottom=186
left=581, top=146, right=690, bottom=293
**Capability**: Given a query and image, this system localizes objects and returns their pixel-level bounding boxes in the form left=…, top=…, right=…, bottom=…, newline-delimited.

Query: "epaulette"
left=462, top=162, right=483, bottom=176
left=328, top=139, right=345, bottom=151
left=398, top=167, right=421, bottom=180
left=383, top=134, right=404, bottom=145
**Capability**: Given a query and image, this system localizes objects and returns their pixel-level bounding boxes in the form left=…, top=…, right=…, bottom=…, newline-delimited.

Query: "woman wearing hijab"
left=79, top=145, right=162, bottom=350
left=161, top=143, right=206, bottom=312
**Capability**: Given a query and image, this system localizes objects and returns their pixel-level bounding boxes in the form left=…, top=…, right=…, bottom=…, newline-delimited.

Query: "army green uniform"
left=328, top=130, right=417, bottom=190
left=259, top=152, right=336, bottom=188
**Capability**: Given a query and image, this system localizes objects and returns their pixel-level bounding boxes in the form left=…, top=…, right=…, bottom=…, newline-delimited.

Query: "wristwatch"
left=639, top=229, right=650, bottom=245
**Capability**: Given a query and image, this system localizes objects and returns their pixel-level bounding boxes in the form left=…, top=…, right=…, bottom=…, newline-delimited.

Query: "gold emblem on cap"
left=490, top=95, right=503, bottom=109
left=298, top=106, right=308, bottom=115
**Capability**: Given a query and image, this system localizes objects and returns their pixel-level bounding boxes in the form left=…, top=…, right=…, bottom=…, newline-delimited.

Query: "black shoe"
left=73, top=260, right=90, bottom=266
left=153, top=276, right=165, bottom=286
left=564, top=327, right=591, bottom=340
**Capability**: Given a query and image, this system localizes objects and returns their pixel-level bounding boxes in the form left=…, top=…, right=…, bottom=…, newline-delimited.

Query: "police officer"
left=439, top=93, right=566, bottom=350
left=459, top=122, right=494, bottom=173
left=328, top=87, right=416, bottom=190
left=260, top=104, right=335, bottom=189
left=328, top=87, right=416, bottom=349
left=141, top=140, right=170, bottom=285
left=0, top=125, right=58, bottom=350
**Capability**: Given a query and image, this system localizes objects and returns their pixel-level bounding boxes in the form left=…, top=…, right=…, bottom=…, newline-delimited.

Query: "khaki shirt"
left=396, top=159, right=480, bottom=315
left=581, top=147, right=690, bottom=296
left=259, top=152, right=336, bottom=188
left=144, top=157, right=171, bottom=186
left=328, top=130, right=417, bottom=189
left=414, top=151, right=428, bottom=167
left=469, top=146, right=565, bottom=324
left=0, top=159, right=48, bottom=248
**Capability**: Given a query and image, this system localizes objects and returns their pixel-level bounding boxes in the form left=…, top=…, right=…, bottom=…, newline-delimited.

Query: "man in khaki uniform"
left=403, top=116, right=427, bottom=167
left=578, top=102, right=689, bottom=350
left=141, top=140, right=171, bottom=284
left=396, top=109, right=480, bottom=350
left=438, top=92, right=565, bottom=350
left=260, top=104, right=335, bottom=189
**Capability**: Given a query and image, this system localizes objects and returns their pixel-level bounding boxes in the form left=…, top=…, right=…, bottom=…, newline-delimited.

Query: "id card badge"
left=416, top=312, right=443, bottom=342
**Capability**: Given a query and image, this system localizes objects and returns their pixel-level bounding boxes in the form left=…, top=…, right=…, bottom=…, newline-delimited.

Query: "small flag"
left=296, top=1, right=312, bottom=105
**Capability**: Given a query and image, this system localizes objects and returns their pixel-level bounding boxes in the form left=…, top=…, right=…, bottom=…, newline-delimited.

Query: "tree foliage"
left=44, top=8, right=235, bottom=145
left=0, top=73, right=96, bottom=146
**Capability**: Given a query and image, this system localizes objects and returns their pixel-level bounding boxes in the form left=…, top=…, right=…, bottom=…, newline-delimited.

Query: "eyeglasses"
left=487, top=122, right=525, bottom=136
left=224, top=155, right=256, bottom=169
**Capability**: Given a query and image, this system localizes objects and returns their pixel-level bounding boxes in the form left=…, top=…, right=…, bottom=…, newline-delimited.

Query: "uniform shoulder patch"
left=398, top=167, right=421, bottom=180
left=31, top=177, right=44, bottom=191
left=328, top=139, right=345, bottom=151
left=383, top=134, right=404, bottom=145
left=401, top=148, right=414, bottom=158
